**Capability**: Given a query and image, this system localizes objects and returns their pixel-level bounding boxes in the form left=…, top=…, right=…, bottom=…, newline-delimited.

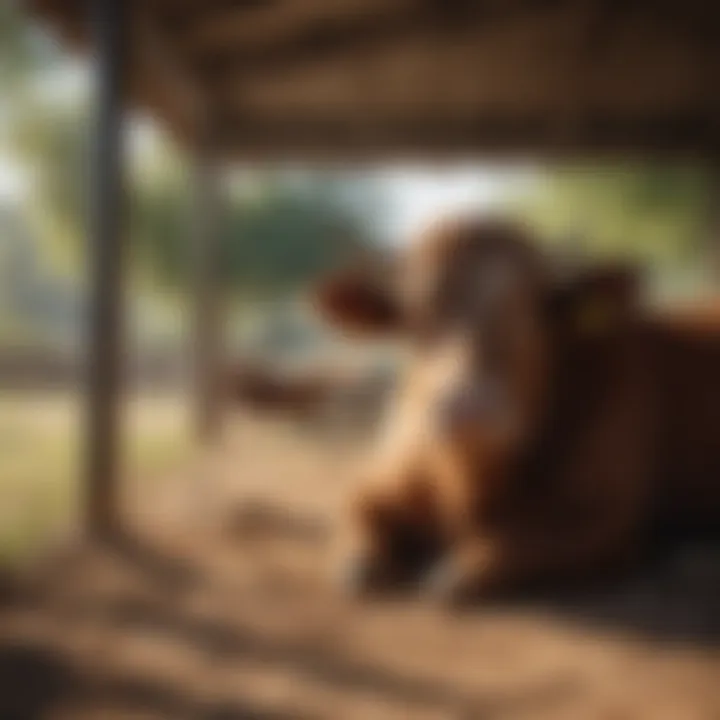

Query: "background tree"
left=514, top=164, right=716, bottom=299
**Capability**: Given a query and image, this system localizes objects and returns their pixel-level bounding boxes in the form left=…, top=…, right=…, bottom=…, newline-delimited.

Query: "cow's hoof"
left=421, top=559, right=478, bottom=608
left=336, top=556, right=393, bottom=598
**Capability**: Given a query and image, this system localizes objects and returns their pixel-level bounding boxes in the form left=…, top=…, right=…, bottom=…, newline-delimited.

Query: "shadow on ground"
left=0, top=500, right=717, bottom=720
left=0, top=642, right=313, bottom=720
left=225, top=499, right=720, bottom=648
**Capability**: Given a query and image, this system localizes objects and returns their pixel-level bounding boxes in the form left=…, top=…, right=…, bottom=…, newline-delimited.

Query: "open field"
left=0, top=390, right=191, bottom=563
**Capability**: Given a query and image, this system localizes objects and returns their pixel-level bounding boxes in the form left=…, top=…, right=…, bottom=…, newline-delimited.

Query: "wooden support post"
left=708, top=165, right=720, bottom=284
left=192, top=128, right=225, bottom=443
left=84, top=0, right=126, bottom=536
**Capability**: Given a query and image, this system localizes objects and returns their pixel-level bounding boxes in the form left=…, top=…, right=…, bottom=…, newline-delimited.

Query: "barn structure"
left=25, top=0, right=720, bottom=536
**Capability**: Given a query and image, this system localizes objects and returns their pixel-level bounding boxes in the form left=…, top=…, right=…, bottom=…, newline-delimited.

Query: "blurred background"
left=0, top=2, right=718, bottom=718
left=2, top=2, right=718, bottom=561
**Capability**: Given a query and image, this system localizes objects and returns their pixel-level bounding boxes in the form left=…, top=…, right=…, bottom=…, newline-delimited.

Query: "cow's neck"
left=515, top=332, right=627, bottom=497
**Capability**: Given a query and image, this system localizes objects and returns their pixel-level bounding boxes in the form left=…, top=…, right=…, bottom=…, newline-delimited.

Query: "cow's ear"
left=311, top=267, right=401, bottom=336
left=550, top=264, right=640, bottom=338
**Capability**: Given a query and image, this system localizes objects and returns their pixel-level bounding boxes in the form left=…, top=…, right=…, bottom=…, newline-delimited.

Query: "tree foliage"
left=3, top=3, right=381, bottom=301
left=9, top=101, right=377, bottom=297
left=513, top=164, right=717, bottom=298
left=517, top=165, right=713, bottom=267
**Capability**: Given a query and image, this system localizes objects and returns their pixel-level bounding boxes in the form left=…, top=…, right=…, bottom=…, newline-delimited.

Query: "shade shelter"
left=24, top=0, right=720, bottom=535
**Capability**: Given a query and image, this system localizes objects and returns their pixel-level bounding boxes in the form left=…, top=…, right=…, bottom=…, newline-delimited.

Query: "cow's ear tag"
left=575, top=297, right=616, bottom=336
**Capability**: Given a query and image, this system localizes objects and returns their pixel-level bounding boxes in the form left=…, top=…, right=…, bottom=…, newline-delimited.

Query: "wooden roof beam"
left=192, top=0, right=563, bottom=80
left=217, top=112, right=720, bottom=160
left=157, top=0, right=280, bottom=35
left=181, top=0, right=416, bottom=54
left=133, top=4, right=208, bottom=145
left=25, top=0, right=219, bottom=146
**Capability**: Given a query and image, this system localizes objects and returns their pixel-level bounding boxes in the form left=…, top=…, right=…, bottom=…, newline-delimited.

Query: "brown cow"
left=226, top=361, right=336, bottom=419
left=312, top=215, right=720, bottom=603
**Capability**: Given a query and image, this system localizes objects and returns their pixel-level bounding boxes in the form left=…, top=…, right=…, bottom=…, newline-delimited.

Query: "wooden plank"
left=25, top=0, right=205, bottom=148
left=193, top=0, right=535, bottom=79
left=160, top=0, right=278, bottom=34
left=24, top=0, right=720, bottom=158
left=218, top=112, right=720, bottom=161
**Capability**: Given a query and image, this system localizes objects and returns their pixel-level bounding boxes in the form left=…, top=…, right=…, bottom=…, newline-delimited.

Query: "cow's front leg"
left=333, top=479, right=444, bottom=597
left=332, top=490, right=399, bottom=596
left=422, top=537, right=498, bottom=604
left=422, top=514, right=641, bottom=605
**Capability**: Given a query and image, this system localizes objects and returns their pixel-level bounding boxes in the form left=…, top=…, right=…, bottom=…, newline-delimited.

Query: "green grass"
left=0, top=390, right=191, bottom=564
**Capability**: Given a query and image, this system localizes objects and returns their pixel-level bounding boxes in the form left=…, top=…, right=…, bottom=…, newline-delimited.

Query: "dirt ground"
left=0, top=416, right=718, bottom=720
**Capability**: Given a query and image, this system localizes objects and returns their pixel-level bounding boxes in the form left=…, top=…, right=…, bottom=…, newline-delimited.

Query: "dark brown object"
left=25, top=0, right=720, bottom=158
left=316, top=217, right=720, bottom=600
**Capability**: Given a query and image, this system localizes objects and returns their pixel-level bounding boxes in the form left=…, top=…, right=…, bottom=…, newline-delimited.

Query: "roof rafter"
left=26, top=0, right=222, bottom=146
left=218, top=111, right=719, bottom=159
left=157, top=0, right=280, bottom=35
left=191, top=0, right=562, bottom=80
left=22, top=0, right=720, bottom=158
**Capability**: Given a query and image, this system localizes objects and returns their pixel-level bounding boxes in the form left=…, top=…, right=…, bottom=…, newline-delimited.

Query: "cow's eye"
left=480, top=312, right=515, bottom=367
left=477, top=257, right=519, bottom=306
left=412, top=321, right=443, bottom=349
left=407, top=309, right=450, bottom=349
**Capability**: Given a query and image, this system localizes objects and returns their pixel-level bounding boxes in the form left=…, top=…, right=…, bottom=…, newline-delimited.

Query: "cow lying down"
left=225, top=360, right=395, bottom=432
left=226, top=361, right=336, bottom=418
left=312, top=216, right=720, bottom=603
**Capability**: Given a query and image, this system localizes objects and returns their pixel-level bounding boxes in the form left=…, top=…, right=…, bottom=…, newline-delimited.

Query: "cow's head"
left=313, top=216, right=639, bottom=464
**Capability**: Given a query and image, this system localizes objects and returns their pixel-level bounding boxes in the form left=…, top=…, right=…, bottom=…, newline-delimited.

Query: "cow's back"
left=645, top=308, right=720, bottom=528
